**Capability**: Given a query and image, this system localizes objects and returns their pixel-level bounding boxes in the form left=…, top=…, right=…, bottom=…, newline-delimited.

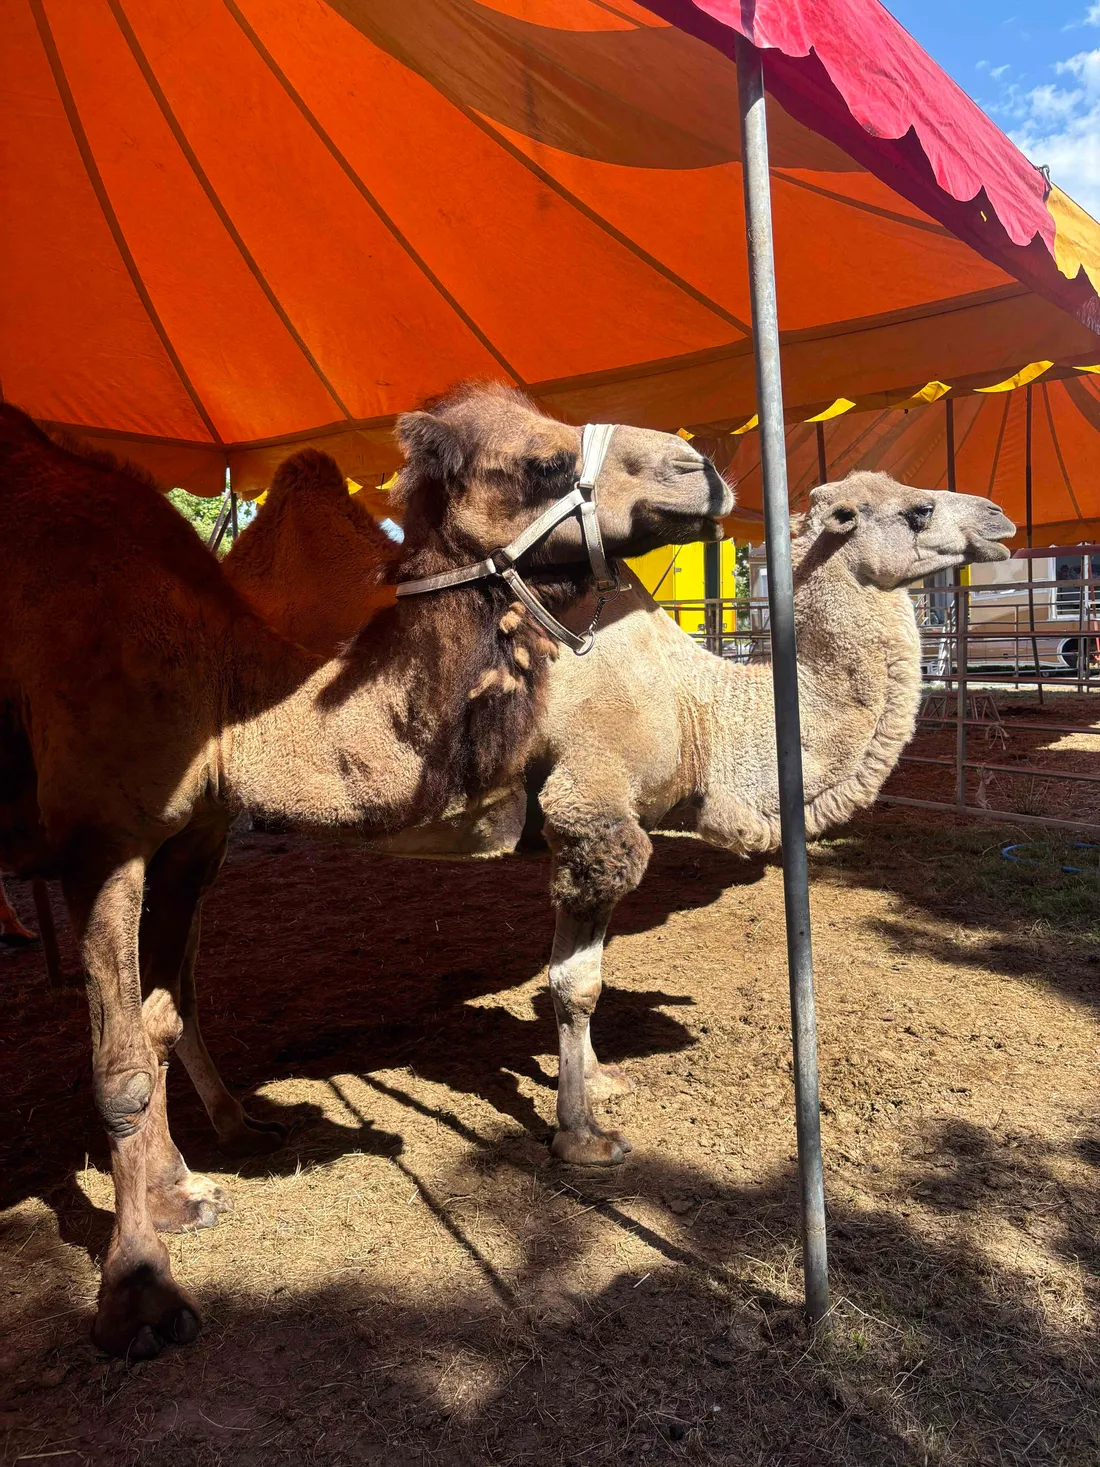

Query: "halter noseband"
left=394, top=422, right=624, bottom=655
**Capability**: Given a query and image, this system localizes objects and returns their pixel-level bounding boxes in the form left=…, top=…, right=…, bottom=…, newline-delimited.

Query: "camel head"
left=394, top=383, right=732, bottom=568
left=806, top=472, right=1015, bottom=589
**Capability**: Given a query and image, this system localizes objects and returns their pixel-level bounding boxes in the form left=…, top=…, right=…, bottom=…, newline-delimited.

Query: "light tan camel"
left=197, top=470, right=1012, bottom=1170
left=0, top=383, right=729, bottom=1359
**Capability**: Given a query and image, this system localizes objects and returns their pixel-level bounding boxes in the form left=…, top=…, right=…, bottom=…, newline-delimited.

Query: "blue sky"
left=885, top=1, right=1100, bottom=215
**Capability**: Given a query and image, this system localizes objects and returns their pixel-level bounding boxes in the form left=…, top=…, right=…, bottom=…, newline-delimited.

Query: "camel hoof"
left=130, top=1325, right=162, bottom=1361
left=93, top=1264, right=202, bottom=1360
left=216, top=1116, right=287, bottom=1158
left=169, top=1308, right=201, bottom=1345
left=551, top=1128, right=631, bottom=1167
left=586, top=1064, right=636, bottom=1101
left=0, top=930, right=38, bottom=949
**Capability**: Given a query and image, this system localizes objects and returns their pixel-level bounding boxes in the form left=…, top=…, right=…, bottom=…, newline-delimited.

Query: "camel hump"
left=0, top=401, right=54, bottom=458
left=269, top=449, right=346, bottom=503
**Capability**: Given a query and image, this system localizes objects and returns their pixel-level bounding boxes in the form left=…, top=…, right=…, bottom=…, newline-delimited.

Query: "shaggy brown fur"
left=0, top=386, right=727, bottom=1360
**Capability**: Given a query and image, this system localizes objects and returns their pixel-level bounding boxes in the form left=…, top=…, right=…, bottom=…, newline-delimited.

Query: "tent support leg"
left=815, top=422, right=827, bottom=485
left=945, top=398, right=956, bottom=492
left=736, top=35, right=829, bottom=1330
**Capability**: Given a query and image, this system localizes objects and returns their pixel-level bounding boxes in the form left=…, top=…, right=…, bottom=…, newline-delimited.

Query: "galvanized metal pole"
left=955, top=581, right=969, bottom=808
left=735, top=35, right=829, bottom=1328
left=945, top=398, right=957, bottom=492
left=1024, top=384, right=1044, bottom=704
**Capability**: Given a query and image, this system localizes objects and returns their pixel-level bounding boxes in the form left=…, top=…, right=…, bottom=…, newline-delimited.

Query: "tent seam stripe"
left=1040, top=380, right=1084, bottom=519
left=985, top=394, right=1011, bottom=500
left=223, top=0, right=525, bottom=386
left=28, top=0, right=223, bottom=446
left=106, top=0, right=354, bottom=422
left=944, top=393, right=983, bottom=486
left=329, top=1, right=751, bottom=336
left=770, top=170, right=953, bottom=238
left=464, top=111, right=753, bottom=335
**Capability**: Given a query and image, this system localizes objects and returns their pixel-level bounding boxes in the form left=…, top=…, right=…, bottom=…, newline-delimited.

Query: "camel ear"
left=816, top=498, right=859, bottom=535
left=396, top=410, right=465, bottom=480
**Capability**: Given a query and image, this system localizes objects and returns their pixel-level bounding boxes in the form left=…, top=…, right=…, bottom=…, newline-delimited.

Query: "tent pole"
left=1024, top=384, right=1044, bottom=706
left=207, top=493, right=232, bottom=553
left=736, top=35, right=829, bottom=1329
left=945, top=398, right=956, bottom=492
left=815, top=422, right=827, bottom=485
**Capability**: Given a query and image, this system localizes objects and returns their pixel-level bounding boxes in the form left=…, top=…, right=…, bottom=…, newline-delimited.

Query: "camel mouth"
left=650, top=509, right=727, bottom=544
left=969, top=537, right=1012, bottom=563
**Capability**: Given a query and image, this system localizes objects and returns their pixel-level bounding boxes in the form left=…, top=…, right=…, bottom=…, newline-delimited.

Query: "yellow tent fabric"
left=723, top=375, right=1100, bottom=547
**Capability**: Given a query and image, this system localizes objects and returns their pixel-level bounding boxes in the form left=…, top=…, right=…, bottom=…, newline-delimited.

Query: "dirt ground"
left=1, top=806, right=1099, bottom=1466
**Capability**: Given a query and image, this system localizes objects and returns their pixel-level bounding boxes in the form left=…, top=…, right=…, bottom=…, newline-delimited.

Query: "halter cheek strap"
left=394, top=422, right=624, bottom=655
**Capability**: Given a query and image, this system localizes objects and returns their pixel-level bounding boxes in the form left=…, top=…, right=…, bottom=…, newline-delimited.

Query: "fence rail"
left=657, top=577, right=1100, bottom=834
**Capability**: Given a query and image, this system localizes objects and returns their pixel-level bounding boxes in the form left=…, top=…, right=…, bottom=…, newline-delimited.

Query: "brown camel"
left=0, top=382, right=729, bottom=1359
left=0, top=875, right=62, bottom=983
left=0, top=875, right=35, bottom=944
left=194, top=470, right=1012, bottom=1169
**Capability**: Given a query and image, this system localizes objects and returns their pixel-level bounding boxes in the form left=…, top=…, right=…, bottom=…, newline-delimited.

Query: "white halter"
left=394, top=423, right=622, bottom=655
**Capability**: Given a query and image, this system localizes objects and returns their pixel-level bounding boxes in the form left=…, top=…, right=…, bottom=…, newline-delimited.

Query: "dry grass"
left=1, top=808, right=1098, bottom=1465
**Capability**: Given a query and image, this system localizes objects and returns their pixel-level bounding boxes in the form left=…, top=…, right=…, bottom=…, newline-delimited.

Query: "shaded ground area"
left=1, top=809, right=1098, bottom=1465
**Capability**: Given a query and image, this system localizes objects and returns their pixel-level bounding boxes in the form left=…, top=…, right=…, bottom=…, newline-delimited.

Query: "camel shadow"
left=0, top=831, right=766, bottom=1224
left=166, top=830, right=766, bottom=1162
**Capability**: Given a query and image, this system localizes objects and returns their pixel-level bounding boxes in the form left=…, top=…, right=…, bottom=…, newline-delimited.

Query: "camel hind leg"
left=63, top=847, right=200, bottom=1359
left=174, top=903, right=287, bottom=1158
left=32, top=879, right=64, bottom=985
left=0, top=875, right=36, bottom=945
left=137, top=835, right=237, bottom=1233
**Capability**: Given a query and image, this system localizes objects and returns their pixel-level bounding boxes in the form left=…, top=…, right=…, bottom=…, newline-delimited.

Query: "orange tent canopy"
left=3, top=0, right=1100, bottom=495
left=723, top=372, right=1100, bottom=547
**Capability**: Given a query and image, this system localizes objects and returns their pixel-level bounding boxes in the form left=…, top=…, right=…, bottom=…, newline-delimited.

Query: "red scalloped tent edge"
left=641, top=0, right=1100, bottom=333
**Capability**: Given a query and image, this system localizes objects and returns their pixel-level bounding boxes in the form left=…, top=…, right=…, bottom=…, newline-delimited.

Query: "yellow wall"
left=626, top=541, right=738, bottom=635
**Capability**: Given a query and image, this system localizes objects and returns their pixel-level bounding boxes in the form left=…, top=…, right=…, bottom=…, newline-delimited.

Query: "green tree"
left=165, top=488, right=255, bottom=555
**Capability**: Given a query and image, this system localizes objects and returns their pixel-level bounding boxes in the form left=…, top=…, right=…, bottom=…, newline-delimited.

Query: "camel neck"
left=692, top=539, right=922, bottom=851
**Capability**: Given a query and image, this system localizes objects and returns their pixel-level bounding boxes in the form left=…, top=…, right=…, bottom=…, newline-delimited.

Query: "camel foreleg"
left=548, top=907, right=633, bottom=1166
left=64, top=849, right=200, bottom=1359
left=545, top=805, right=651, bottom=1166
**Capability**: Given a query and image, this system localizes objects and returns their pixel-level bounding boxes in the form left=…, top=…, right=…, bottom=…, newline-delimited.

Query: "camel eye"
left=905, top=504, right=933, bottom=531
left=526, top=453, right=572, bottom=482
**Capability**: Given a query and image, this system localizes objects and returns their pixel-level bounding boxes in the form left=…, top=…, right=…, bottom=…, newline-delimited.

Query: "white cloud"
left=1002, top=44, right=1100, bottom=216
left=990, top=63, right=1011, bottom=80
left=1087, top=3, right=1100, bottom=23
